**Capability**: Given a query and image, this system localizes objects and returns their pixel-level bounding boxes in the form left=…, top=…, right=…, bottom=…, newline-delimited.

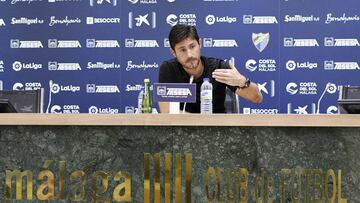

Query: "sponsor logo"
left=326, top=106, right=338, bottom=114
left=11, top=0, right=41, bottom=4
left=284, top=15, right=320, bottom=23
left=48, top=39, right=81, bottom=48
left=86, top=39, right=120, bottom=48
left=326, top=83, right=338, bottom=94
left=0, top=19, right=5, bottom=26
left=13, top=82, right=42, bottom=91
left=166, top=14, right=196, bottom=26
left=128, top=0, right=157, bottom=4
left=0, top=60, right=4, bottom=73
left=51, top=105, right=80, bottom=114
left=125, top=106, right=135, bottom=114
left=86, top=84, right=120, bottom=93
left=243, top=107, right=278, bottom=114
left=287, top=103, right=316, bottom=114
left=86, top=17, right=120, bottom=24
left=203, top=38, right=238, bottom=47
left=125, top=38, right=159, bottom=48
left=158, top=87, right=192, bottom=96
left=126, top=84, right=143, bottom=92
left=252, top=33, right=270, bottom=52
left=89, top=106, right=119, bottom=114
left=51, top=82, right=80, bottom=94
left=324, top=61, right=360, bottom=70
left=257, top=80, right=275, bottom=97
left=10, top=39, right=43, bottom=49
left=243, top=15, right=278, bottom=24
left=128, top=12, right=156, bottom=29
left=245, top=59, right=276, bottom=72
left=87, top=62, right=120, bottom=70
left=12, top=61, right=42, bottom=71
left=285, top=60, right=318, bottom=71
left=284, top=37, right=319, bottom=47
left=324, top=37, right=360, bottom=47
left=205, top=15, right=236, bottom=25
left=164, top=38, right=170, bottom=47
left=49, top=16, right=81, bottom=26
left=126, top=60, right=159, bottom=71
left=90, top=0, right=117, bottom=6
left=286, top=82, right=317, bottom=95
left=325, top=13, right=360, bottom=24
left=48, top=62, right=81, bottom=71
left=11, top=17, right=44, bottom=25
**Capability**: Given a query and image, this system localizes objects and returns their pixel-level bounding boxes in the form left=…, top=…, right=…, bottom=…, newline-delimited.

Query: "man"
left=158, top=24, right=263, bottom=113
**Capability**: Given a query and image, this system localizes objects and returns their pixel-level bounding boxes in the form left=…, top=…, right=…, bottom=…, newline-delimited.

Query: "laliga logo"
left=89, top=106, right=99, bottom=114
left=326, top=83, right=337, bottom=94
left=286, top=60, right=296, bottom=71
left=51, top=83, right=60, bottom=94
left=166, top=14, right=178, bottom=26
left=245, top=59, right=257, bottom=72
left=286, top=82, right=298, bottom=95
left=12, top=61, right=22, bottom=71
left=205, top=15, right=215, bottom=25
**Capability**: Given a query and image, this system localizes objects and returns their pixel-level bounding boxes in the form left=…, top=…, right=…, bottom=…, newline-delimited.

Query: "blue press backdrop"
left=0, top=0, right=359, bottom=114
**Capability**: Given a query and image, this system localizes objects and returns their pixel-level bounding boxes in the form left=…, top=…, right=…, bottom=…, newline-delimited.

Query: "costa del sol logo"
left=166, top=14, right=196, bottom=26
left=286, top=82, right=317, bottom=95
left=0, top=18, right=5, bottom=26
left=128, top=0, right=157, bottom=4
left=245, top=59, right=276, bottom=72
left=252, top=33, right=270, bottom=52
left=51, top=105, right=80, bottom=114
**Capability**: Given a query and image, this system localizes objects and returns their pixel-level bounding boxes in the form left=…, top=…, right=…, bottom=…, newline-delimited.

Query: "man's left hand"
left=212, top=62, right=246, bottom=87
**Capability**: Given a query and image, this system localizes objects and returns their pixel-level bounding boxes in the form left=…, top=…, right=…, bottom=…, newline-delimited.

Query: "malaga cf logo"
left=252, top=33, right=270, bottom=52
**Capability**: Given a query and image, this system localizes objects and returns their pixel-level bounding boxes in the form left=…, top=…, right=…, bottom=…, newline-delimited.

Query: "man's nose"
left=186, top=50, right=193, bottom=58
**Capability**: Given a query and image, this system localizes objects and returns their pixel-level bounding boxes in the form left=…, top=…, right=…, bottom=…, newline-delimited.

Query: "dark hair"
left=168, top=24, right=200, bottom=50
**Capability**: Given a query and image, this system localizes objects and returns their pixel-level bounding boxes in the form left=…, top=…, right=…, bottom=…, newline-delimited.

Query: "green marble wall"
left=0, top=126, right=359, bottom=202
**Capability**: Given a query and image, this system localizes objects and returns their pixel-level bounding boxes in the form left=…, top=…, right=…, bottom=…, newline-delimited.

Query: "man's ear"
left=170, top=48, right=176, bottom=57
left=199, top=39, right=202, bottom=48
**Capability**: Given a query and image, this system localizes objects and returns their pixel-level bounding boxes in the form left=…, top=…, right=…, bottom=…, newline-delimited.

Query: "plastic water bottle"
left=200, top=78, right=213, bottom=114
left=136, top=87, right=144, bottom=114
left=141, top=78, right=153, bottom=113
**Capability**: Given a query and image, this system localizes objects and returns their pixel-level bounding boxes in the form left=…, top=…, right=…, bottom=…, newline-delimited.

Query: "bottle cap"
left=203, top=78, right=209, bottom=82
left=144, top=78, right=150, bottom=83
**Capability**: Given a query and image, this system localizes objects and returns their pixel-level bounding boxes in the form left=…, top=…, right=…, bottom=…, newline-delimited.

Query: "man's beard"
left=185, top=57, right=200, bottom=70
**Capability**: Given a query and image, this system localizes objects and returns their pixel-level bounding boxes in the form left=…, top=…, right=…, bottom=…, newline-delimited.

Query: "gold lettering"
left=185, top=153, right=192, bottom=203
left=175, top=153, right=182, bottom=203
left=92, top=171, right=111, bottom=203
left=226, top=170, right=237, bottom=203
left=216, top=168, right=225, bottom=202
left=303, top=169, right=312, bottom=203
left=154, top=153, right=161, bottom=203
left=255, top=173, right=263, bottom=203
left=281, top=169, right=291, bottom=203
left=113, top=171, right=132, bottom=201
left=337, top=170, right=347, bottom=203
left=312, top=169, right=323, bottom=203
left=205, top=167, right=216, bottom=202
left=5, top=170, right=33, bottom=200
left=325, top=169, right=336, bottom=203
left=59, top=161, right=66, bottom=200
left=144, top=153, right=150, bottom=203
left=265, top=176, right=275, bottom=203
left=165, top=153, right=171, bottom=203
left=291, top=169, right=301, bottom=203
left=239, top=168, right=249, bottom=203
left=70, top=170, right=86, bottom=201
left=37, top=170, right=55, bottom=200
